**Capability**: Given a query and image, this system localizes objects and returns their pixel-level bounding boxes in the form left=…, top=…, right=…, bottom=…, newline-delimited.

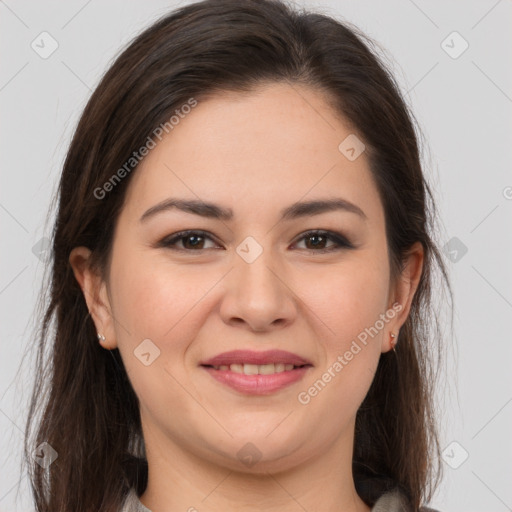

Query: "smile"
left=205, top=363, right=308, bottom=374
left=201, top=363, right=312, bottom=395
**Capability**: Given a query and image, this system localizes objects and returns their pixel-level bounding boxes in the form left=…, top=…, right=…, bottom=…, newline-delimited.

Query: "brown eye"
left=159, top=230, right=220, bottom=251
left=303, top=233, right=330, bottom=250
left=293, top=230, right=353, bottom=252
left=159, top=229, right=354, bottom=253
left=180, top=233, right=206, bottom=250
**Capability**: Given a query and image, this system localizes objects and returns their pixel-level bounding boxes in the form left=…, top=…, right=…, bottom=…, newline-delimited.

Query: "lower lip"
left=201, top=365, right=312, bottom=395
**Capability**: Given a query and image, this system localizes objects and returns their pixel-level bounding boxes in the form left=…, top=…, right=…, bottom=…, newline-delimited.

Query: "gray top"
left=120, top=487, right=440, bottom=512
left=120, top=488, right=151, bottom=512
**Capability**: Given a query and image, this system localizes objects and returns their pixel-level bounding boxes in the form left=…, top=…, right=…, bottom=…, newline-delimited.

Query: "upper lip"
left=200, top=350, right=312, bottom=367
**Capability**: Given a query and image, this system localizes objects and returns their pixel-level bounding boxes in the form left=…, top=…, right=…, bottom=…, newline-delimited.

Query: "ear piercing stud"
left=97, top=333, right=106, bottom=342
left=390, top=332, right=397, bottom=351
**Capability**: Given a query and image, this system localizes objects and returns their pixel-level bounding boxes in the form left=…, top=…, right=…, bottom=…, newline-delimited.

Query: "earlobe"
left=69, top=246, right=118, bottom=350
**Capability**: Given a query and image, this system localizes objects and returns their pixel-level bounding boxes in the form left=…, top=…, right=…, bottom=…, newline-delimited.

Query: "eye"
left=291, top=230, right=354, bottom=253
left=158, top=229, right=354, bottom=253
left=158, top=230, right=221, bottom=251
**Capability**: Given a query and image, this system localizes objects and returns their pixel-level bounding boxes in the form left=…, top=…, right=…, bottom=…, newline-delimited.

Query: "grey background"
left=1, top=1, right=511, bottom=510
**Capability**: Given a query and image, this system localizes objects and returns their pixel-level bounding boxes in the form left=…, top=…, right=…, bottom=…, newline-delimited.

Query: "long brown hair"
left=23, top=0, right=451, bottom=510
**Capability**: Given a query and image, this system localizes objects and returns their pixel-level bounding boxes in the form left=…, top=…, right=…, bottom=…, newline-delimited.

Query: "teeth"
left=243, top=364, right=259, bottom=375
left=260, top=363, right=276, bottom=375
left=211, top=363, right=298, bottom=374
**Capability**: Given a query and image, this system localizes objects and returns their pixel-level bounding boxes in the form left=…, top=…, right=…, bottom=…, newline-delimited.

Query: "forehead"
left=120, top=82, right=383, bottom=226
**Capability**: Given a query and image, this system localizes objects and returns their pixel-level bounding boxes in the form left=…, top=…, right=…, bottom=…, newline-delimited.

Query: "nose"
left=219, top=248, right=298, bottom=332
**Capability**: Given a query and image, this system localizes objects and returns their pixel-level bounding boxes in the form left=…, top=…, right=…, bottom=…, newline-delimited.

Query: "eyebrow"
left=139, top=197, right=367, bottom=223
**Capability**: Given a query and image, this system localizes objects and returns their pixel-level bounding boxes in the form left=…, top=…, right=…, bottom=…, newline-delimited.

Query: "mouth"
left=200, top=349, right=312, bottom=368
left=201, top=362, right=312, bottom=374
left=199, top=349, right=313, bottom=394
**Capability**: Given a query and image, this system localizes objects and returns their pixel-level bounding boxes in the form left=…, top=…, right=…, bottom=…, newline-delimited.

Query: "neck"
left=138, top=419, right=371, bottom=512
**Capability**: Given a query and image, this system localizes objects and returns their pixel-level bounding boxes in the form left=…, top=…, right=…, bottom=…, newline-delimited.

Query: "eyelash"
left=158, top=229, right=354, bottom=253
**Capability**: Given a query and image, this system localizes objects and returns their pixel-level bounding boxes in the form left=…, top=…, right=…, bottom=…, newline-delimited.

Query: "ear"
left=69, top=246, right=118, bottom=350
left=383, top=241, right=424, bottom=353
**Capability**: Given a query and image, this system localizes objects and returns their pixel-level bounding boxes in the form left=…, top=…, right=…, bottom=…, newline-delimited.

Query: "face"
left=71, top=82, right=421, bottom=474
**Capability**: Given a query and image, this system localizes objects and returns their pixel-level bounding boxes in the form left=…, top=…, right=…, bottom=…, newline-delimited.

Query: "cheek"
left=297, top=251, right=389, bottom=408
left=108, top=251, right=211, bottom=416
left=109, top=248, right=216, bottom=341
left=306, top=253, right=390, bottom=343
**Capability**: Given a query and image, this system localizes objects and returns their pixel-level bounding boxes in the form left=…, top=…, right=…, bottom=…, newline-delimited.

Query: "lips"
left=200, top=350, right=313, bottom=394
left=200, top=349, right=312, bottom=367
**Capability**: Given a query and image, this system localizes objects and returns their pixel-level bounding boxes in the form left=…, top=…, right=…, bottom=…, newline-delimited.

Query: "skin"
left=70, top=82, right=423, bottom=512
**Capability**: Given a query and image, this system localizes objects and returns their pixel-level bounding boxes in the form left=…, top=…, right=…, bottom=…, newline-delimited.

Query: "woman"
left=24, top=0, right=450, bottom=510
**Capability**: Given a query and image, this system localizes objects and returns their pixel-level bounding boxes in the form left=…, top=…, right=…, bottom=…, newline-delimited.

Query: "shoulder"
left=120, top=488, right=152, bottom=512
left=371, top=490, right=442, bottom=512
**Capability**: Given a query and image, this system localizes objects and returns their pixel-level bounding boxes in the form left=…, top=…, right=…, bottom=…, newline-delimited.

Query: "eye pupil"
left=184, top=235, right=203, bottom=249
left=306, top=234, right=326, bottom=249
